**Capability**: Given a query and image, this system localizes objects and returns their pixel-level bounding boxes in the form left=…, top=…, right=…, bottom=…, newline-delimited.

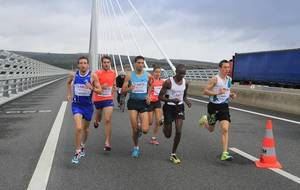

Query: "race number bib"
left=99, top=87, right=112, bottom=97
left=173, top=91, right=184, bottom=100
left=74, top=84, right=92, bottom=96
left=132, top=82, right=147, bottom=94
left=154, top=86, right=162, bottom=96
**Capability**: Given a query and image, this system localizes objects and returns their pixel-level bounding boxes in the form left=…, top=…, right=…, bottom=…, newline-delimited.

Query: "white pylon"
left=89, top=0, right=99, bottom=71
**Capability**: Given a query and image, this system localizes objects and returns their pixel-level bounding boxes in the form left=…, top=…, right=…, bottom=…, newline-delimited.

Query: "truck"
left=232, top=48, right=300, bottom=88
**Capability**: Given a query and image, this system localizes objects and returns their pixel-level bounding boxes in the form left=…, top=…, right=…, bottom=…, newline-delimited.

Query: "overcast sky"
left=0, top=0, right=299, bottom=62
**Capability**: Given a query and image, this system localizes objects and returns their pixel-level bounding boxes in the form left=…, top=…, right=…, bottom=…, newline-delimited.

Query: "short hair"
left=219, top=59, right=229, bottom=68
left=134, top=55, right=145, bottom=63
left=101, top=55, right=112, bottom=62
left=176, top=64, right=186, bottom=72
left=78, top=56, right=89, bottom=64
left=153, top=65, right=161, bottom=72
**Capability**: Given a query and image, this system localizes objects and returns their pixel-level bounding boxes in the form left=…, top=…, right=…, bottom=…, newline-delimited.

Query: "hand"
left=218, top=88, right=228, bottom=95
left=186, top=100, right=192, bottom=108
left=85, top=82, right=93, bottom=90
left=129, top=85, right=135, bottom=92
left=67, top=94, right=72, bottom=102
left=146, top=96, right=151, bottom=105
left=171, top=98, right=180, bottom=105
left=230, top=92, right=237, bottom=99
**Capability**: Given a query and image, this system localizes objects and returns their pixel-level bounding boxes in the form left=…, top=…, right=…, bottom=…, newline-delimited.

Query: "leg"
left=117, top=93, right=121, bottom=105
left=74, top=114, right=84, bottom=151
left=148, top=111, right=154, bottom=127
left=172, top=119, right=183, bottom=154
left=103, top=107, right=113, bottom=145
left=81, top=119, right=90, bottom=145
left=220, top=120, right=230, bottom=152
left=153, top=108, right=162, bottom=137
left=139, top=111, right=149, bottom=134
left=95, top=108, right=103, bottom=123
left=129, top=110, right=139, bottom=147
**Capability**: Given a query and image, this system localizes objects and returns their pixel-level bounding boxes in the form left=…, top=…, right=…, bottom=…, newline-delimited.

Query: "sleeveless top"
left=209, top=74, right=232, bottom=104
left=73, top=70, right=93, bottom=105
left=150, top=79, right=164, bottom=102
left=129, top=71, right=149, bottom=100
left=93, top=69, right=116, bottom=102
left=166, top=77, right=186, bottom=105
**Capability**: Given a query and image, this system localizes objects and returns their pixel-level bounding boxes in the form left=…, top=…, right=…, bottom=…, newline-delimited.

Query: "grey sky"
left=0, top=0, right=299, bottom=62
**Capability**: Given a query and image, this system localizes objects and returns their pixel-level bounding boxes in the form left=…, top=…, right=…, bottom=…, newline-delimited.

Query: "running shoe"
left=199, top=115, right=208, bottom=128
left=80, top=147, right=85, bottom=158
left=71, top=153, right=80, bottom=164
left=131, top=147, right=140, bottom=158
left=150, top=137, right=159, bottom=145
left=220, top=151, right=233, bottom=161
left=104, top=144, right=111, bottom=151
left=170, top=154, right=181, bottom=164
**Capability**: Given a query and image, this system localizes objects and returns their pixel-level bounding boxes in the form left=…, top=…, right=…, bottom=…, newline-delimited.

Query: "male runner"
left=67, top=56, right=102, bottom=164
left=148, top=66, right=164, bottom=145
left=122, top=56, right=152, bottom=158
left=159, top=64, right=192, bottom=164
left=116, top=71, right=127, bottom=107
left=93, top=56, right=116, bottom=151
left=199, top=59, right=237, bottom=161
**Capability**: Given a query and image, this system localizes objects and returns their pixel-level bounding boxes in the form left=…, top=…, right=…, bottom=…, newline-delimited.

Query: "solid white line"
left=188, top=97, right=300, bottom=125
left=5, top=111, right=21, bottom=114
left=22, top=110, right=37, bottom=114
left=27, top=101, right=68, bottom=190
left=229, top=147, right=300, bottom=185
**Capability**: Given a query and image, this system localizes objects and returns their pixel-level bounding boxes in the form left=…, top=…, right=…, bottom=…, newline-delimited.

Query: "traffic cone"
left=255, top=120, right=282, bottom=169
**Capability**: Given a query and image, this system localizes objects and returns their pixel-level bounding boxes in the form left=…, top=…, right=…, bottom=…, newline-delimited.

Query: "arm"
left=91, top=73, right=102, bottom=94
left=159, top=79, right=178, bottom=104
left=121, top=73, right=131, bottom=94
left=66, top=71, right=74, bottom=102
left=203, top=77, right=225, bottom=96
left=146, top=74, right=153, bottom=104
left=184, top=81, right=192, bottom=108
left=230, top=91, right=237, bottom=99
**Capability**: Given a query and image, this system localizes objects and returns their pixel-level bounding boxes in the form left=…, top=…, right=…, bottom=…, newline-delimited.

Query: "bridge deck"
left=0, top=79, right=299, bottom=189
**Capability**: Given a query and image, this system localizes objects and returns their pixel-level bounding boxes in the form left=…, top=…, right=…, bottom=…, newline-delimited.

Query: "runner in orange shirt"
left=148, top=66, right=164, bottom=145
left=93, top=56, right=116, bottom=151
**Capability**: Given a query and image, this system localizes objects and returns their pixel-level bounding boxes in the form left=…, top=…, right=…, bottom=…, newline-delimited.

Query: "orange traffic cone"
left=255, top=120, right=282, bottom=169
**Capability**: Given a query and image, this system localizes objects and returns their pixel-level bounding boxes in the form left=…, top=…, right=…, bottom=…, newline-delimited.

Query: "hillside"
left=13, top=51, right=218, bottom=70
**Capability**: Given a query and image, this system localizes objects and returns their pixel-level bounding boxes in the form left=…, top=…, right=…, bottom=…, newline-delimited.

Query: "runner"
left=159, top=64, right=192, bottom=164
left=148, top=66, right=164, bottom=145
left=116, top=71, right=127, bottom=108
left=121, top=55, right=152, bottom=158
left=66, top=56, right=102, bottom=164
left=93, top=56, right=116, bottom=151
left=199, top=59, right=237, bottom=161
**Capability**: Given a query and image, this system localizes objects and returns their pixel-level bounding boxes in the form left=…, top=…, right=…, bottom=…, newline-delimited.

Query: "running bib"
left=154, top=86, right=162, bottom=96
left=99, top=87, right=112, bottom=97
left=74, top=84, right=92, bottom=96
left=132, top=82, right=147, bottom=94
left=173, top=91, right=184, bottom=100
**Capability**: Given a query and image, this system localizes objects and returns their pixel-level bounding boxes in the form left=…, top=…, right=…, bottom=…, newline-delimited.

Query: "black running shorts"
left=127, top=99, right=149, bottom=113
left=163, top=103, right=185, bottom=125
left=148, top=101, right=161, bottom=112
left=207, top=102, right=231, bottom=125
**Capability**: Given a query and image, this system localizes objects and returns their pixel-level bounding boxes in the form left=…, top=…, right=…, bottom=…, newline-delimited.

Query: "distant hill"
left=13, top=51, right=218, bottom=70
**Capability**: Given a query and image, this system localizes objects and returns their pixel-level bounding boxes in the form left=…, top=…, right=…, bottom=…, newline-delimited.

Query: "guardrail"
left=166, top=69, right=219, bottom=81
left=0, top=50, right=68, bottom=101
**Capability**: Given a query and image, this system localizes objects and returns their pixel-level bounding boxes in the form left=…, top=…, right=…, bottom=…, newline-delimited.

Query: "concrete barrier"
left=188, top=81, right=300, bottom=115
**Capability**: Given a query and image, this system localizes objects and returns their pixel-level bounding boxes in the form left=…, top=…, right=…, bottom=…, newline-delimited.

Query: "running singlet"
left=93, top=70, right=116, bottom=102
left=209, top=74, right=232, bottom=104
left=150, top=79, right=164, bottom=102
left=166, top=77, right=186, bottom=105
left=129, top=71, right=149, bottom=100
left=73, top=70, right=93, bottom=105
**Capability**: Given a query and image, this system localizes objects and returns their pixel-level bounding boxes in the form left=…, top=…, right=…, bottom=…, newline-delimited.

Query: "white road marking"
left=230, top=147, right=300, bottom=185
left=22, top=110, right=37, bottom=114
left=5, top=111, right=21, bottom=114
left=38, top=110, right=52, bottom=113
left=188, top=97, right=300, bottom=125
left=27, top=101, right=68, bottom=190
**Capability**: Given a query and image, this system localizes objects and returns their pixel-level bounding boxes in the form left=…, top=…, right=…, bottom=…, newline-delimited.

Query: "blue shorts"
left=72, top=102, right=94, bottom=121
left=94, top=100, right=114, bottom=109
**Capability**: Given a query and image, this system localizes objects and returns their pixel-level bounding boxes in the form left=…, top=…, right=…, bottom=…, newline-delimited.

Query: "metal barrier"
left=0, top=50, right=68, bottom=100
left=166, top=69, right=219, bottom=81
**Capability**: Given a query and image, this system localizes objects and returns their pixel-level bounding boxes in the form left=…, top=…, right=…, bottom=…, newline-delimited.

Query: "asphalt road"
left=0, top=79, right=299, bottom=190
